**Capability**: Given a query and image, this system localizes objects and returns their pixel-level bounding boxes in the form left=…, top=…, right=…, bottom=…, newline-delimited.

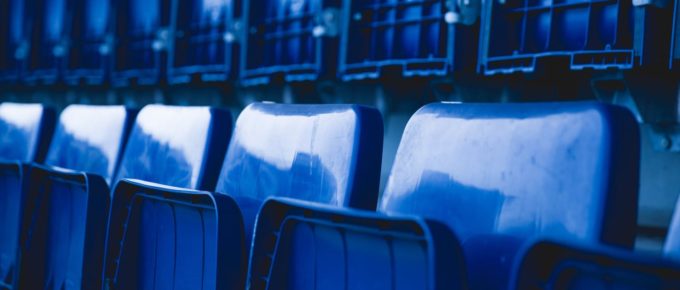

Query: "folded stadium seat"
left=103, top=102, right=383, bottom=290
left=510, top=241, right=680, bottom=290
left=0, top=103, right=55, bottom=290
left=508, top=194, right=680, bottom=290
left=103, top=105, right=235, bottom=290
left=15, top=105, right=135, bottom=290
left=246, top=102, right=640, bottom=290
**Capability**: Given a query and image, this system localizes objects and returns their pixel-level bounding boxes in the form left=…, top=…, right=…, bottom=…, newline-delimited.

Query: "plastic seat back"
left=512, top=241, right=680, bottom=290
left=167, top=0, right=239, bottom=84
left=16, top=105, right=134, bottom=290
left=380, top=102, right=639, bottom=290
left=247, top=198, right=466, bottom=290
left=103, top=179, right=244, bottom=290
left=216, top=103, right=383, bottom=241
left=0, top=103, right=56, bottom=163
left=0, top=103, right=55, bottom=289
left=115, top=105, right=232, bottom=191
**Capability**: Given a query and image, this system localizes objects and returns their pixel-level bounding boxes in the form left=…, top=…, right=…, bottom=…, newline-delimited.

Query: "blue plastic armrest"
left=247, top=197, right=468, bottom=290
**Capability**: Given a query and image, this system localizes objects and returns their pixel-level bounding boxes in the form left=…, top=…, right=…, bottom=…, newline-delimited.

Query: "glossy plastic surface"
left=111, top=0, right=171, bottom=86
left=64, top=0, right=113, bottom=85
left=14, top=105, right=134, bottom=290
left=0, top=0, right=29, bottom=82
left=103, top=179, right=245, bottom=290
left=24, top=0, right=71, bottom=84
left=247, top=198, right=466, bottom=290
left=512, top=240, right=680, bottom=290
left=215, top=102, right=383, bottom=243
left=168, top=0, right=240, bottom=84
left=0, top=103, right=56, bottom=163
left=240, top=0, right=340, bottom=85
left=115, top=105, right=232, bottom=191
left=0, top=103, right=54, bottom=290
left=45, top=105, right=136, bottom=183
left=339, top=0, right=477, bottom=80
left=380, top=102, right=640, bottom=290
left=18, top=166, right=109, bottom=290
left=479, top=0, right=676, bottom=74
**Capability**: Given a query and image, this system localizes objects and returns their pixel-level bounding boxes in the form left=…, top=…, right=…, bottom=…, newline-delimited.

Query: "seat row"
left=0, top=0, right=679, bottom=86
left=0, top=101, right=679, bottom=290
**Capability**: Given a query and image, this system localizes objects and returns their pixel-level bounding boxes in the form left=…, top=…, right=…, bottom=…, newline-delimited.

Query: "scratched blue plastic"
left=339, top=0, right=478, bottom=80
left=103, top=179, right=245, bottom=290
left=64, top=0, right=114, bottom=85
left=216, top=103, right=383, bottom=243
left=115, top=104, right=232, bottom=191
left=240, top=0, right=341, bottom=85
left=247, top=198, right=466, bottom=290
left=168, top=0, right=240, bottom=84
left=479, top=0, right=636, bottom=74
left=0, top=103, right=55, bottom=290
left=111, top=0, right=171, bottom=86
left=0, top=0, right=29, bottom=82
left=24, top=0, right=70, bottom=84
left=15, top=105, right=134, bottom=290
left=510, top=240, right=680, bottom=290
left=376, top=102, right=640, bottom=290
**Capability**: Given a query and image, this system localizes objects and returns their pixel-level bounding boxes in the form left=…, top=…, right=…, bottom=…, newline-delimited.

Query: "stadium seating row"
left=0, top=101, right=679, bottom=290
left=0, top=0, right=678, bottom=86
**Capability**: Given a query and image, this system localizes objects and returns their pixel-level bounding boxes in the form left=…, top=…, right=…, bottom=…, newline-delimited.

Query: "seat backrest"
left=104, top=179, right=244, bottom=290
left=513, top=241, right=680, bottom=290
left=15, top=105, right=135, bottom=290
left=115, top=105, right=232, bottom=191
left=0, top=103, right=55, bottom=288
left=45, top=105, right=135, bottom=184
left=379, top=102, right=639, bottom=289
left=215, top=102, right=383, bottom=241
left=0, top=103, right=56, bottom=163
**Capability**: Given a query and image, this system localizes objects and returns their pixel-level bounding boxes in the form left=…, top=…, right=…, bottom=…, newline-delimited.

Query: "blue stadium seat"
left=338, top=0, right=478, bottom=80
left=64, top=0, right=114, bottom=85
left=477, top=0, right=674, bottom=74
left=103, top=179, right=245, bottom=290
left=167, top=0, right=240, bottom=84
left=113, top=105, right=232, bottom=191
left=102, top=104, right=233, bottom=289
left=103, top=102, right=383, bottom=290
left=0, top=0, right=30, bottom=83
left=510, top=241, right=680, bottom=290
left=24, top=0, right=70, bottom=84
left=216, top=103, right=383, bottom=242
left=0, top=103, right=55, bottom=290
left=381, top=102, right=639, bottom=290
left=111, top=0, right=171, bottom=86
left=248, top=198, right=466, bottom=290
left=15, top=105, right=135, bottom=290
left=246, top=102, right=640, bottom=290
left=240, top=0, right=341, bottom=85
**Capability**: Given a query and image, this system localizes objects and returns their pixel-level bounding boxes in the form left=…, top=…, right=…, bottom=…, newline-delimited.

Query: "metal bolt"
left=661, top=135, right=672, bottom=150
